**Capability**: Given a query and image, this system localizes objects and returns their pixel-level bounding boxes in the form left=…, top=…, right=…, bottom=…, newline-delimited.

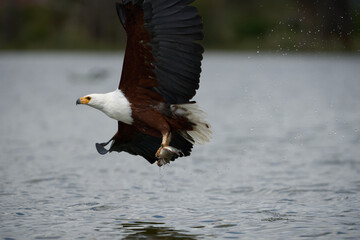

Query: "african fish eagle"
left=76, top=0, right=211, bottom=166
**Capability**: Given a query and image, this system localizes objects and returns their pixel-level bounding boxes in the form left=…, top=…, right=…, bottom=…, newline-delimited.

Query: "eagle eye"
left=86, top=96, right=91, bottom=101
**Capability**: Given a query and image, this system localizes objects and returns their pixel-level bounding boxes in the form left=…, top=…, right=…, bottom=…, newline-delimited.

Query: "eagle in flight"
left=76, top=0, right=211, bottom=166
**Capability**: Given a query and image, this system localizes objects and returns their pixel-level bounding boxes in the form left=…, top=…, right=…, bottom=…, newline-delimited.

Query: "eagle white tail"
left=171, top=103, right=212, bottom=144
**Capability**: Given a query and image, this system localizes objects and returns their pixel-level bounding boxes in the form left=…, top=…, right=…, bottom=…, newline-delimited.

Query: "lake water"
left=0, top=52, right=360, bottom=239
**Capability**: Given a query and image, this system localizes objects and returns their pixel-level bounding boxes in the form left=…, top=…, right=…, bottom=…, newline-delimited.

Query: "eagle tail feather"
left=172, top=103, right=212, bottom=145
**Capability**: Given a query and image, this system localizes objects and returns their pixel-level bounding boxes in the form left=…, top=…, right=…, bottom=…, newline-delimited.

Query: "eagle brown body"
left=77, top=0, right=211, bottom=166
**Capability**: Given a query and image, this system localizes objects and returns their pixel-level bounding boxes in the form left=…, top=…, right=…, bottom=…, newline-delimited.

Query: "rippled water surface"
left=1, top=52, right=360, bottom=239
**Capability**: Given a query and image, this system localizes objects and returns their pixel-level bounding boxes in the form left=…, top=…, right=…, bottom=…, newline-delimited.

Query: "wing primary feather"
left=116, top=3, right=127, bottom=29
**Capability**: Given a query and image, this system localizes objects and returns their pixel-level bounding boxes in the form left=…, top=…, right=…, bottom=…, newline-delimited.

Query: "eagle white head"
left=76, top=89, right=133, bottom=124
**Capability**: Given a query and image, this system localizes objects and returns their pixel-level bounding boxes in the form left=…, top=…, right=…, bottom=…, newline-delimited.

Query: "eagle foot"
left=156, top=146, right=183, bottom=167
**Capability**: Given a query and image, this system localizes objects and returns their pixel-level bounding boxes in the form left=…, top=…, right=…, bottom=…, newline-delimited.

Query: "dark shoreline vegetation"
left=1, top=0, right=360, bottom=52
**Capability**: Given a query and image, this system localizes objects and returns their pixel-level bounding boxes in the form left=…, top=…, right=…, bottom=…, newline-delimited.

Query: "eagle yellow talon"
left=155, top=146, right=163, bottom=158
left=155, top=146, right=184, bottom=167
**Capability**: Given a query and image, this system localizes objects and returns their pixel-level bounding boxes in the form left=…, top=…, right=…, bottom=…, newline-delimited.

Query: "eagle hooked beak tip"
left=76, top=98, right=81, bottom=105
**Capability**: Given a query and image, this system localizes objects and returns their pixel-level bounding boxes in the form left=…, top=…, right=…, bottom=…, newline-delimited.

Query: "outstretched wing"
left=117, top=0, right=204, bottom=104
left=96, top=122, right=193, bottom=164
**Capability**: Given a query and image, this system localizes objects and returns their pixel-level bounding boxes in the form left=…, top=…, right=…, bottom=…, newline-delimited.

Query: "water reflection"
left=116, top=221, right=201, bottom=240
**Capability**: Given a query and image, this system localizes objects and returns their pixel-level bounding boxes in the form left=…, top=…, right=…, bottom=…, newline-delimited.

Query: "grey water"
left=0, top=52, right=360, bottom=239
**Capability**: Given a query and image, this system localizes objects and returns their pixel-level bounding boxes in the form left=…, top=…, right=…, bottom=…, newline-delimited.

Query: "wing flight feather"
left=117, top=0, right=204, bottom=104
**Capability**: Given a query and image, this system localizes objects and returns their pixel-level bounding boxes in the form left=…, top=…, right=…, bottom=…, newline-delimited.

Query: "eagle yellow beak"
left=76, top=97, right=91, bottom=105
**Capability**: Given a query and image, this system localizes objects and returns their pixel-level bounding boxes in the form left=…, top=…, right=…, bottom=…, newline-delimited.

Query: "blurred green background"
left=1, top=0, right=359, bottom=51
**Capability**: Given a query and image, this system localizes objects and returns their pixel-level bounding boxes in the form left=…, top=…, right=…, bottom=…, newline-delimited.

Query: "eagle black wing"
left=96, top=122, right=193, bottom=164
left=117, top=0, right=204, bottom=104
